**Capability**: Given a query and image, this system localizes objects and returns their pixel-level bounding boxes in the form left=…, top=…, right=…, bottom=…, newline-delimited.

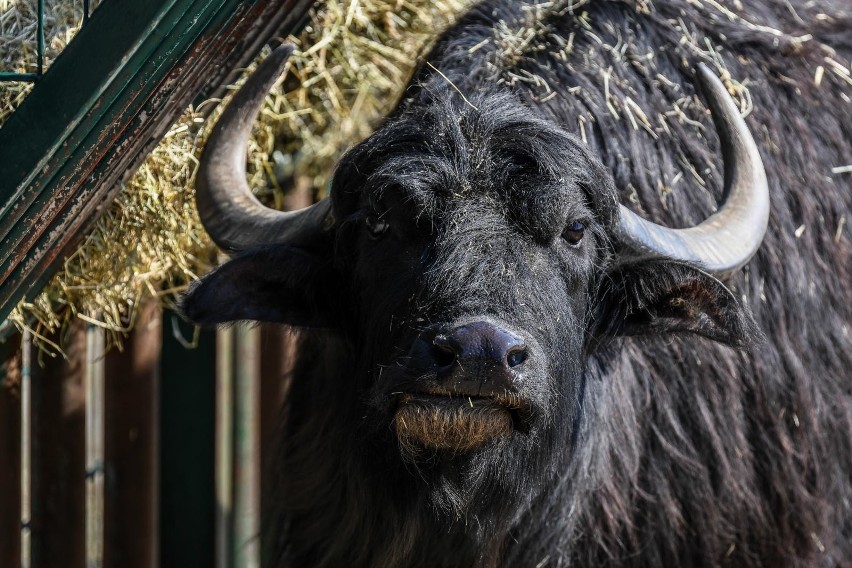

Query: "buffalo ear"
left=180, top=245, right=341, bottom=328
left=593, top=260, right=761, bottom=348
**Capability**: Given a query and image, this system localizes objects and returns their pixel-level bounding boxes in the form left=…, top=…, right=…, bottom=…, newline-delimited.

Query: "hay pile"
left=1, top=0, right=474, bottom=348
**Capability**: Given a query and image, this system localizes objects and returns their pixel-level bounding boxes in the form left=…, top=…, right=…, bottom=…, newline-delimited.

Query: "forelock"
left=332, top=88, right=619, bottom=230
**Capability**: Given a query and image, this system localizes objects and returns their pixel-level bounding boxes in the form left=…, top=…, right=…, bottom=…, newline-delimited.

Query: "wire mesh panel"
left=0, top=0, right=44, bottom=82
left=0, top=0, right=97, bottom=83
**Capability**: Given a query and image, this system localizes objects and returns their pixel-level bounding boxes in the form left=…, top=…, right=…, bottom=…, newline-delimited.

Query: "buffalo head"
left=182, top=45, right=765, bottom=504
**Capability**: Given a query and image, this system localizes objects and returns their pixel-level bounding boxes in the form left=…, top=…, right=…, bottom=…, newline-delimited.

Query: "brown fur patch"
left=394, top=395, right=513, bottom=456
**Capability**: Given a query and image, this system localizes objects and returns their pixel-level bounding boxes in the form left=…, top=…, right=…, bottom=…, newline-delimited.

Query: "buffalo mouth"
left=392, top=387, right=532, bottom=454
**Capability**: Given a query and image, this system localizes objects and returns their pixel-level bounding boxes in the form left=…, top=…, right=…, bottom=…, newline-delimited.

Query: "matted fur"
left=189, top=0, right=852, bottom=566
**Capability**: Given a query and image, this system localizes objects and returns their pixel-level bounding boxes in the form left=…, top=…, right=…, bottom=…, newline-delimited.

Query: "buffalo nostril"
left=506, top=346, right=528, bottom=368
left=431, top=336, right=458, bottom=368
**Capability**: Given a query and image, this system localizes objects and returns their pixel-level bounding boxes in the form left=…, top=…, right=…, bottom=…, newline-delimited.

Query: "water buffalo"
left=182, top=0, right=851, bottom=566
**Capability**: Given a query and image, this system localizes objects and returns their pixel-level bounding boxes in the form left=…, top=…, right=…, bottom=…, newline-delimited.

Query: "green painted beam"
left=0, top=0, right=316, bottom=324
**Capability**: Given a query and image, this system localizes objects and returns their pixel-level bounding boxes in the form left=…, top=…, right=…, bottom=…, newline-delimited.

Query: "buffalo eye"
left=365, top=213, right=390, bottom=238
left=563, top=221, right=586, bottom=245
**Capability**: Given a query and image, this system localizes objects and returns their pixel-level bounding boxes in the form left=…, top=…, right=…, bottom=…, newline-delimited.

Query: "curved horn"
left=617, top=63, right=770, bottom=276
left=196, top=44, right=332, bottom=253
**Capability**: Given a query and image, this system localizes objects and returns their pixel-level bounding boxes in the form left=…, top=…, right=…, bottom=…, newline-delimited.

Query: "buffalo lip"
left=393, top=386, right=534, bottom=423
left=392, top=391, right=517, bottom=453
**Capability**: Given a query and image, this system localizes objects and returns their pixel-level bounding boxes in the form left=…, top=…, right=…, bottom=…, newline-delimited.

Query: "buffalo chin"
left=393, top=394, right=513, bottom=456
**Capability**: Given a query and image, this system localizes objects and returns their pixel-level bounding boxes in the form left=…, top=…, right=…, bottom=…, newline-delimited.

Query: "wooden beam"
left=104, top=303, right=162, bottom=568
left=30, top=325, right=88, bottom=568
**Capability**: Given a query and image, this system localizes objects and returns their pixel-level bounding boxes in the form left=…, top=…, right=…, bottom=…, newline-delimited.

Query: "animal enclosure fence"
left=0, top=312, right=302, bottom=567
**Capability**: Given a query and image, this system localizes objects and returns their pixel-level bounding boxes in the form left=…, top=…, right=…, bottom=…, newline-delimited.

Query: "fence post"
left=215, top=325, right=261, bottom=568
left=104, top=303, right=162, bottom=567
left=215, top=327, right=234, bottom=568
left=30, top=324, right=87, bottom=568
left=233, top=326, right=261, bottom=568
left=0, top=332, right=21, bottom=568
left=85, top=322, right=105, bottom=568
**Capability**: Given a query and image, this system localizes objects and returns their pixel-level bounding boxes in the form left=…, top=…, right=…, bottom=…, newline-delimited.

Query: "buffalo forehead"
left=353, top=95, right=599, bottom=239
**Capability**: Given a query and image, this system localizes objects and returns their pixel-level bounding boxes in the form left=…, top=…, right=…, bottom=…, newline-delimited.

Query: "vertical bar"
left=0, top=332, right=22, bottom=568
left=85, top=324, right=105, bottom=568
left=259, top=326, right=298, bottom=566
left=84, top=0, right=91, bottom=25
left=103, top=303, right=161, bottom=568
left=159, top=315, right=215, bottom=568
left=36, top=0, right=44, bottom=76
left=233, top=327, right=260, bottom=568
left=20, top=331, right=31, bottom=568
left=215, top=328, right=234, bottom=568
left=31, top=324, right=87, bottom=568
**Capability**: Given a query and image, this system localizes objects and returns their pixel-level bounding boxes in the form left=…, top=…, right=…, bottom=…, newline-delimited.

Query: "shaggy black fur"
left=182, top=1, right=852, bottom=566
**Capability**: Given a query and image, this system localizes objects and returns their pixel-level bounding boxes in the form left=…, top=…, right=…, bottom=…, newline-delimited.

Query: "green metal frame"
left=0, top=0, right=316, bottom=324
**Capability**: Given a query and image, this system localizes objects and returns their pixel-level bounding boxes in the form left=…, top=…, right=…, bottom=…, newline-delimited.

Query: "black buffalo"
left=182, top=0, right=852, bottom=566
